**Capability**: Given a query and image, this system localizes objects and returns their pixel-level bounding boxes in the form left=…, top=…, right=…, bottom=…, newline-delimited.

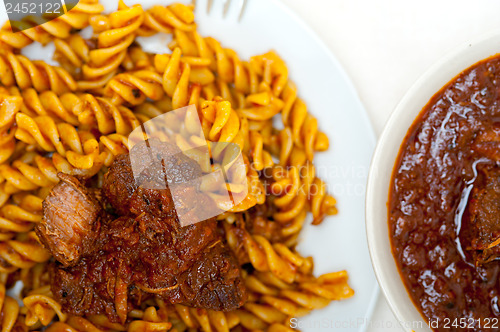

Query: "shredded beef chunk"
left=39, top=140, right=247, bottom=323
left=472, top=125, right=500, bottom=162
left=462, top=126, right=500, bottom=265
left=103, top=139, right=217, bottom=234
left=466, top=168, right=500, bottom=264
left=51, top=218, right=246, bottom=322
left=36, top=173, right=102, bottom=267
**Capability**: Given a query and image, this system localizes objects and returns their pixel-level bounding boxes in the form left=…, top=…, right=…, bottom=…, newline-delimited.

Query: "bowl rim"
left=366, top=29, right=500, bottom=332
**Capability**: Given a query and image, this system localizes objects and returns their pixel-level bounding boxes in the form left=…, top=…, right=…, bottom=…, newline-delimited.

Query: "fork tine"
left=223, top=0, right=231, bottom=17
left=206, top=0, right=247, bottom=20
left=238, top=0, right=248, bottom=21
left=207, top=0, right=214, bottom=13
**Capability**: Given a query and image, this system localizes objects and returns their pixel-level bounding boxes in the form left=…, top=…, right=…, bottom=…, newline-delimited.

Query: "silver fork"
left=204, top=0, right=248, bottom=21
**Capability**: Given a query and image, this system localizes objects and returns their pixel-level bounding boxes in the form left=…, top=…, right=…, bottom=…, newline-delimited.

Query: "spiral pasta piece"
left=185, top=99, right=266, bottom=213
left=199, top=98, right=243, bottom=154
left=154, top=49, right=195, bottom=110
left=82, top=316, right=123, bottom=331
left=0, top=192, right=43, bottom=240
left=17, top=261, right=50, bottom=296
left=0, top=149, right=105, bottom=198
left=278, top=84, right=330, bottom=165
left=243, top=270, right=353, bottom=323
left=154, top=302, right=240, bottom=332
left=14, top=89, right=80, bottom=126
left=122, top=46, right=155, bottom=72
left=124, top=306, right=172, bottom=332
left=309, top=175, right=338, bottom=225
left=50, top=149, right=107, bottom=177
left=53, top=34, right=92, bottom=76
left=0, top=52, right=77, bottom=95
left=133, top=97, right=174, bottom=120
left=244, top=233, right=302, bottom=284
left=78, top=0, right=145, bottom=89
left=104, top=70, right=164, bottom=106
left=14, top=118, right=106, bottom=173
left=168, top=32, right=260, bottom=100
left=15, top=113, right=100, bottom=159
left=0, top=152, right=57, bottom=195
left=161, top=300, right=299, bottom=332
left=271, top=166, right=308, bottom=226
left=45, top=321, right=100, bottom=332
left=75, top=94, right=142, bottom=135
left=0, top=283, right=20, bottom=332
left=0, top=94, right=23, bottom=165
left=0, top=232, right=50, bottom=273
left=229, top=155, right=266, bottom=213
left=269, top=163, right=337, bottom=226
left=99, top=133, right=129, bottom=165
left=22, top=287, right=67, bottom=327
left=138, top=3, right=195, bottom=36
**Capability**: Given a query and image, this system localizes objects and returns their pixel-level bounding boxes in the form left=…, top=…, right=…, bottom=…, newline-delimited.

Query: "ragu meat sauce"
left=36, top=140, right=247, bottom=323
left=389, top=55, right=500, bottom=331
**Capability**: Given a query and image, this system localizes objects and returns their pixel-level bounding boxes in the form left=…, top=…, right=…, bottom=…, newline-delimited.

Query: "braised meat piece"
left=466, top=168, right=500, bottom=264
left=473, top=125, right=500, bottom=162
left=51, top=218, right=246, bottom=322
left=103, top=139, right=217, bottom=234
left=36, top=173, right=102, bottom=267
left=38, top=140, right=247, bottom=323
left=459, top=126, right=500, bottom=264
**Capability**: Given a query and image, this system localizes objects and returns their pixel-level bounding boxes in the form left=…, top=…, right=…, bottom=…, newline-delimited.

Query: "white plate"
left=6, top=0, right=378, bottom=330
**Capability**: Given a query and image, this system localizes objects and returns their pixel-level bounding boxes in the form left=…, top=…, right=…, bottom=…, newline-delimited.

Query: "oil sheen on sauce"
left=389, top=55, right=500, bottom=332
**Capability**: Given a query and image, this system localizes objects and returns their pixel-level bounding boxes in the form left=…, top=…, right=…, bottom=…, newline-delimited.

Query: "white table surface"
left=278, top=0, right=500, bottom=331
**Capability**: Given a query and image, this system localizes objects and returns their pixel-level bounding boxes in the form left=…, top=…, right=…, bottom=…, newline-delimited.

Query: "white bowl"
left=366, top=31, right=500, bottom=332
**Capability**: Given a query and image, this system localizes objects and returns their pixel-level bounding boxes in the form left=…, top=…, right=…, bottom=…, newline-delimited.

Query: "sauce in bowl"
left=389, top=55, right=500, bottom=331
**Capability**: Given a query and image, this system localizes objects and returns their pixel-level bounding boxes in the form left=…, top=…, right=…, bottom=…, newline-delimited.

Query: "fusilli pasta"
left=0, top=0, right=349, bottom=331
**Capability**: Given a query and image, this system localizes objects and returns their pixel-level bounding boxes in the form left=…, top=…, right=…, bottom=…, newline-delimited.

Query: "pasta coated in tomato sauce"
left=0, top=0, right=353, bottom=330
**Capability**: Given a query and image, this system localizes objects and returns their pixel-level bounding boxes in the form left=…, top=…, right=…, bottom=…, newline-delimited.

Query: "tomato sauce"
left=389, top=55, right=500, bottom=331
